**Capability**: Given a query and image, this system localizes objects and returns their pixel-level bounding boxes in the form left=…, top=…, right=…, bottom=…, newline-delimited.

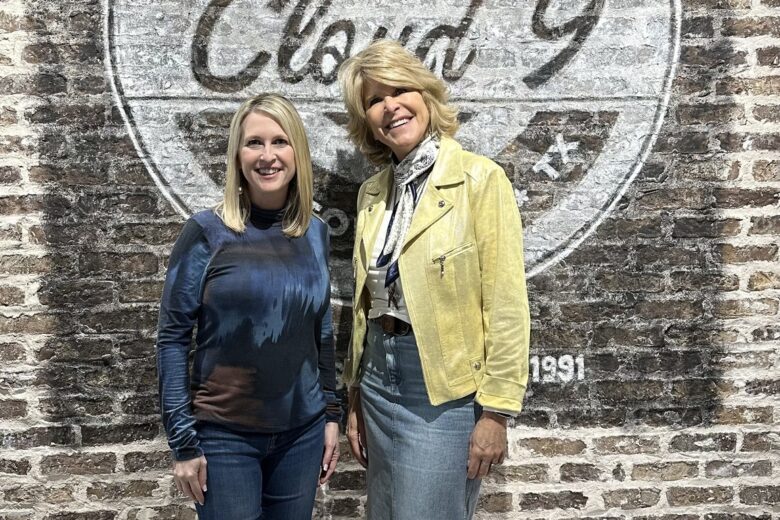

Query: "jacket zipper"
left=435, top=255, right=446, bottom=277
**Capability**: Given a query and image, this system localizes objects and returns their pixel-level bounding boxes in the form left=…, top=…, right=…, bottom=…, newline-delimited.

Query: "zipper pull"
left=436, top=255, right=446, bottom=277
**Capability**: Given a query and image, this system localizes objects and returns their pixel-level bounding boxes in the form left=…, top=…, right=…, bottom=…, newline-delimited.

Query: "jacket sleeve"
left=470, top=162, right=530, bottom=414
left=156, top=218, right=210, bottom=461
left=315, top=227, right=342, bottom=423
left=342, top=181, right=369, bottom=388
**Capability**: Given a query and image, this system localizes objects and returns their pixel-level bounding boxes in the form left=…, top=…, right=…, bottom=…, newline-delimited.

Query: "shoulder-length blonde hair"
left=215, top=93, right=313, bottom=237
left=338, top=39, right=459, bottom=165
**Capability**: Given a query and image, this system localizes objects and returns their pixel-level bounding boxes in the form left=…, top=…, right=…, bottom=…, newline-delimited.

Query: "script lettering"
left=192, top=0, right=272, bottom=93
left=414, top=0, right=481, bottom=81
left=278, top=0, right=356, bottom=83
left=190, top=0, right=597, bottom=92
left=523, top=0, right=605, bottom=89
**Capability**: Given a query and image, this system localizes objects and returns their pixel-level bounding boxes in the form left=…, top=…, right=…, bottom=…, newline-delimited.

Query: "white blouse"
left=366, top=184, right=412, bottom=324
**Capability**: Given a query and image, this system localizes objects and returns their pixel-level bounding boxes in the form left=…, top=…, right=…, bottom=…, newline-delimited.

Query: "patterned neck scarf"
left=376, top=134, right=440, bottom=293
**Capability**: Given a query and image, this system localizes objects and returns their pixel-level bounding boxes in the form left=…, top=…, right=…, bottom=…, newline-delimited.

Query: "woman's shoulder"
left=179, top=209, right=234, bottom=249
left=359, top=167, right=390, bottom=190
left=309, top=214, right=330, bottom=238
left=305, top=214, right=331, bottom=252
left=442, top=138, right=504, bottom=182
left=310, top=213, right=326, bottom=230
left=189, top=208, right=222, bottom=227
left=352, top=167, right=391, bottom=207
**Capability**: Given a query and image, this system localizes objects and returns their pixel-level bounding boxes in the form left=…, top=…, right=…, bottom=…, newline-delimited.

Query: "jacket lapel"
left=358, top=169, right=391, bottom=270
left=402, top=136, right=465, bottom=248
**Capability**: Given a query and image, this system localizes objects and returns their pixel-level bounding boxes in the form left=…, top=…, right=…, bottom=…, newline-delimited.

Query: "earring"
left=238, top=185, right=243, bottom=194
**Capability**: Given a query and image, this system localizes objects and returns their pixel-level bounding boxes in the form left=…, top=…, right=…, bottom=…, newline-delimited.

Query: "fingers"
left=174, top=476, right=199, bottom=504
left=320, top=422, right=341, bottom=485
left=198, top=459, right=208, bottom=494
left=467, top=446, right=498, bottom=479
left=468, top=417, right=508, bottom=480
left=321, top=443, right=335, bottom=474
left=347, top=390, right=368, bottom=468
left=356, top=415, right=368, bottom=467
left=185, top=477, right=206, bottom=506
left=347, top=410, right=368, bottom=468
left=320, top=443, right=340, bottom=485
left=477, top=458, right=493, bottom=479
left=173, top=456, right=207, bottom=505
left=467, top=449, right=501, bottom=480
left=467, top=451, right=479, bottom=480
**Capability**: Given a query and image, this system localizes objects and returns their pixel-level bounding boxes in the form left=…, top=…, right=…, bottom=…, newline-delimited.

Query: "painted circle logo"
left=104, top=0, right=680, bottom=291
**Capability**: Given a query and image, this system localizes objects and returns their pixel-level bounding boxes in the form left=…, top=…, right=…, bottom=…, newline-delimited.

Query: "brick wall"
left=0, top=0, right=778, bottom=518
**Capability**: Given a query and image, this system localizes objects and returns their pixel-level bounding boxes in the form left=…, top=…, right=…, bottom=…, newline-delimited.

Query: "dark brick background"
left=0, top=0, right=777, bottom=518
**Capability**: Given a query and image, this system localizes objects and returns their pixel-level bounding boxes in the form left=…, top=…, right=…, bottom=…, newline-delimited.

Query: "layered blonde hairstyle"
left=338, top=39, right=459, bottom=165
left=216, top=93, right=313, bottom=237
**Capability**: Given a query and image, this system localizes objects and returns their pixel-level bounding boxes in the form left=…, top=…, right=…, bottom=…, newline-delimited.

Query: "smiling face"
left=363, top=78, right=431, bottom=161
left=238, top=111, right=296, bottom=210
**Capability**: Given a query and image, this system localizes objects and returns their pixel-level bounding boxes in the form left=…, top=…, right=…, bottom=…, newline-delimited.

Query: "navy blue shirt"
left=156, top=206, right=338, bottom=461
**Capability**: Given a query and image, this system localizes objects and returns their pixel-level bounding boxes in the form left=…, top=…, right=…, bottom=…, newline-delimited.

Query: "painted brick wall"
left=0, top=0, right=778, bottom=518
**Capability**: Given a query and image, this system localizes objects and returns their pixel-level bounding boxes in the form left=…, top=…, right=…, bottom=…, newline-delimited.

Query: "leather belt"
left=374, top=315, right=412, bottom=336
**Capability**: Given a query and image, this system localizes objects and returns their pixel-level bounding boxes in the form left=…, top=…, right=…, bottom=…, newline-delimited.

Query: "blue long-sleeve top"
left=156, top=206, right=340, bottom=461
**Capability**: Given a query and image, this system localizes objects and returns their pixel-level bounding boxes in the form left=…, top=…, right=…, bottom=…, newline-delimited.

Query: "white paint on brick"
left=103, top=0, right=681, bottom=277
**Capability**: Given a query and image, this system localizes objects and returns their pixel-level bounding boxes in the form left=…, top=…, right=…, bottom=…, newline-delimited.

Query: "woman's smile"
left=363, top=79, right=430, bottom=160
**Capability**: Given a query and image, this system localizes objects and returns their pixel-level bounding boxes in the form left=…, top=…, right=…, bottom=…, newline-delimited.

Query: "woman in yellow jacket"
left=339, top=39, right=530, bottom=520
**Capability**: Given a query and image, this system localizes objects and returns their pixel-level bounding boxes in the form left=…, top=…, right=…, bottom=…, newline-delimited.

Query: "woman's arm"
left=466, top=161, right=530, bottom=478
left=346, top=386, right=368, bottom=467
left=315, top=227, right=341, bottom=483
left=317, top=299, right=341, bottom=483
left=470, top=162, right=531, bottom=413
left=316, top=300, right=340, bottom=421
left=315, top=229, right=341, bottom=423
left=156, top=218, right=211, bottom=461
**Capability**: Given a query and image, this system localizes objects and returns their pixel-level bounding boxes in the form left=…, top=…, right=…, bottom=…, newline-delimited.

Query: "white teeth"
left=256, top=168, right=280, bottom=175
left=388, top=118, right=409, bottom=129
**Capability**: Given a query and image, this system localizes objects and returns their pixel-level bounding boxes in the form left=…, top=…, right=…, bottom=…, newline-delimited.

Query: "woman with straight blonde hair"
left=156, top=93, right=341, bottom=520
left=339, top=40, right=530, bottom=519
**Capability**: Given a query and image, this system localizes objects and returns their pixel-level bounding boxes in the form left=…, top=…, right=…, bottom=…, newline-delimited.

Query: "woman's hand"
left=320, top=422, right=341, bottom=485
left=467, top=412, right=507, bottom=479
left=173, top=455, right=207, bottom=505
left=346, top=387, right=368, bottom=467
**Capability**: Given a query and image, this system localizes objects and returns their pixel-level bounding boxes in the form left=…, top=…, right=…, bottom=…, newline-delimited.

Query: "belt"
left=373, top=315, right=412, bottom=336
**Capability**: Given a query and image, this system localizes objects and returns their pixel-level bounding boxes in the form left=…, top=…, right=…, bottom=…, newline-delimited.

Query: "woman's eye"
left=273, top=138, right=288, bottom=146
left=395, top=88, right=409, bottom=96
left=367, top=97, right=380, bottom=108
left=246, top=139, right=261, bottom=147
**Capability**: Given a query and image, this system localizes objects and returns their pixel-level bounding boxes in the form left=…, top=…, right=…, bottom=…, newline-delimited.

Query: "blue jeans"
left=194, top=415, right=324, bottom=520
left=360, top=320, right=481, bottom=520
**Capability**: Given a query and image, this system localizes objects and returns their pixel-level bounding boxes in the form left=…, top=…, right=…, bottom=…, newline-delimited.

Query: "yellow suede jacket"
left=344, top=136, right=530, bottom=413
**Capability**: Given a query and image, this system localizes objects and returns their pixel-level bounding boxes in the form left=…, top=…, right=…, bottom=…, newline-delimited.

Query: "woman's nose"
left=260, top=145, right=274, bottom=161
left=383, top=96, right=399, bottom=112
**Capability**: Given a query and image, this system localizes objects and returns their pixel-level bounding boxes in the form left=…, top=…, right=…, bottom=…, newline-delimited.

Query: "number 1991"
left=529, top=355, right=585, bottom=383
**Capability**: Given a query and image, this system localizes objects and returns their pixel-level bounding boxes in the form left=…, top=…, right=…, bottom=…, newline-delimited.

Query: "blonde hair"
left=216, top=93, right=313, bottom=237
left=338, top=39, right=460, bottom=165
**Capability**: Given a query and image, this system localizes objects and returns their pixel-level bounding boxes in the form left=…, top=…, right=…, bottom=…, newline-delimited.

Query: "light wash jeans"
left=360, top=320, right=481, bottom=520
left=194, top=415, right=324, bottom=520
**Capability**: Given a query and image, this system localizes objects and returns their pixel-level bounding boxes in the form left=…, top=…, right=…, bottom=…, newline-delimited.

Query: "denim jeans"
left=194, top=414, right=324, bottom=520
left=360, top=320, right=481, bottom=520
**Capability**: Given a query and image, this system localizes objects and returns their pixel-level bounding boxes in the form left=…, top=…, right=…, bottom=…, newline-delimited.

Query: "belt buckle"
left=380, top=315, right=410, bottom=336
left=395, top=319, right=411, bottom=336
left=379, top=315, right=395, bottom=334
left=379, top=314, right=412, bottom=336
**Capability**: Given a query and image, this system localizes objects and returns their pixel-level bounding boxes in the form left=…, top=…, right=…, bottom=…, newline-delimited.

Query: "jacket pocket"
left=430, top=242, right=474, bottom=277
left=426, top=242, right=478, bottom=387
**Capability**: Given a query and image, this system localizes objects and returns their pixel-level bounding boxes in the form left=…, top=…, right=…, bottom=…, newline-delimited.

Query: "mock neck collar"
left=249, top=204, right=284, bottom=226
